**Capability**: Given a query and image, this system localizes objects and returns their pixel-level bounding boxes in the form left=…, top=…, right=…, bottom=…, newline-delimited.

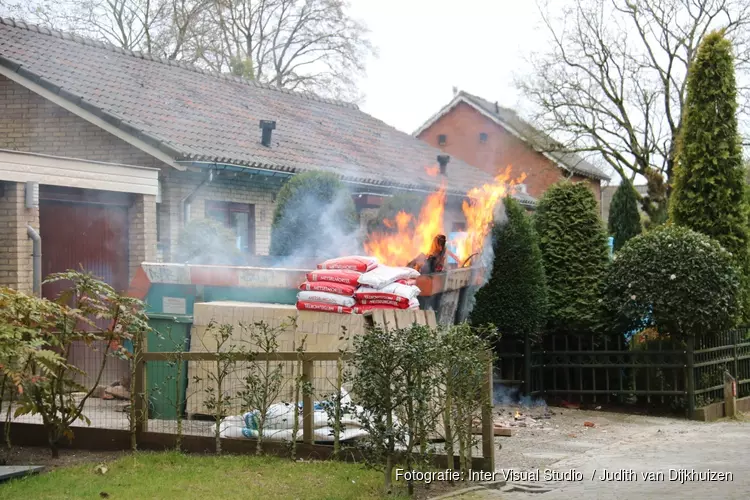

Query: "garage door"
left=39, top=192, right=130, bottom=299
left=39, top=188, right=132, bottom=387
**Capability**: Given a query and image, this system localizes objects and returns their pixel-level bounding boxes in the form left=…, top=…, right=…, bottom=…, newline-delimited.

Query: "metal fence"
left=495, top=326, right=750, bottom=417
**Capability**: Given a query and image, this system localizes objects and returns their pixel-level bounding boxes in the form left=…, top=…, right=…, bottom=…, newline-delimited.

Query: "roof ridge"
left=0, top=16, right=358, bottom=110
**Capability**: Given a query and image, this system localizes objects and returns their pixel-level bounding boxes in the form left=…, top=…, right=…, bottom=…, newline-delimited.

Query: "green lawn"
left=0, top=451, right=405, bottom=499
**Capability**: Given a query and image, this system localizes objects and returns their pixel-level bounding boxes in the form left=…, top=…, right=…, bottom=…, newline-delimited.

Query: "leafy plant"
left=440, top=323, right=495, bottom=473
left=603, top=225, right=741, bottom=339
left=471, top=196, right=547, bottom=344
left=669, top=30, right=750, bottom=319
left=199, top=320, right=241, bottom=455
left=270, top=171, right=359, bottom=258
left=4, top=271, right=149, bottom=457
left=237, top=319, right=292, bottom=456
left=534, top=182, right=610, bottom=334
left=608, top=181, right=642, bottom=251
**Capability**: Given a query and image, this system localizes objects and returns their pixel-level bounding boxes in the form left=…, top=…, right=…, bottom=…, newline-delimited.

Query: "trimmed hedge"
left=608, top=181, right=642, bottom=251
left=534, top=182, right=609, bottom=333
left=603, top=225, right=741, bottom=338
left=270, top=171, right=359, bottom=258
left=470, top=196, right=547, bottom=341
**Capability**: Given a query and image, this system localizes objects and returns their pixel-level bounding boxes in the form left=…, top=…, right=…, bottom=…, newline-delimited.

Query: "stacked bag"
left=296, top=256, right=421, bottom=315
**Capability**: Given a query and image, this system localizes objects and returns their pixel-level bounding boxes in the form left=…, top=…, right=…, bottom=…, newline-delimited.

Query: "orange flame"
left=424, top=164, right=440, bottom=177
left=515, top=410, right=521, bottom=419
left=364, top=167, right=524, bottom=267
left=365, top=184, right=446, bottom=267
left=455, top=167, right=525, bottom=263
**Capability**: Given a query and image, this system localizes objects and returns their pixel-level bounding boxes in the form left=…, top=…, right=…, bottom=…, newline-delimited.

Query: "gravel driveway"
left=474, top=406, right=750, bottom=500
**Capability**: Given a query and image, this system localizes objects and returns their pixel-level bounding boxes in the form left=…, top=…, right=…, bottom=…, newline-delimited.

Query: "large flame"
left=455, top=167, right=526, bottom=264
left=365, top=166, right=524, bottom=267
left=365, top=184, right=446, bottom=267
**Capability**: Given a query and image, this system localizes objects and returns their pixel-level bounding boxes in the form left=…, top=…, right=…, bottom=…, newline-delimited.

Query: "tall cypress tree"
left=608, top=180, right=642, bottom=251
left=470, top=196, right=548, bottom=341
left=534, top=182, right=610, bottom=334
left=669, top=30, right=748, bottom=262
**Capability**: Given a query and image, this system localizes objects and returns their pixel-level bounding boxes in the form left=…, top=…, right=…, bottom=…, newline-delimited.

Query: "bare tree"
left=200, top=0, right=374, bottom=101
left=518, top=0, right=750, bottom=221
left=4, top=0, right=372, bottom=101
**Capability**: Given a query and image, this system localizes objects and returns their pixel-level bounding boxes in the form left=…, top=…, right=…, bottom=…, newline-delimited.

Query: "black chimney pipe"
left=259, top=120, right=276, bottom=147
left=437, top=154, right=450, bottom=175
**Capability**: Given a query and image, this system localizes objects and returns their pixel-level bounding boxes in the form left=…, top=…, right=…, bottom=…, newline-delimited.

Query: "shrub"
left=470, top=196, right=547, bottom=342
left=534, top=182, right=610, bottom=333
left=175, top=218, right=242, bottom=264
left=270, top=171, right=359, bottom=258
left=608, top=181, right=642, bottom=251
left=669, top=31, right=748, bottom=262
left=603, top=225, right=741, bottom=339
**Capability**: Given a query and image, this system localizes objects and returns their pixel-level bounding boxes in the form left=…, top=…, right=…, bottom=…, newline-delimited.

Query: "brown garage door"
left=39, top=187, right=131, bottom=387
left=39, top=189, right=130, bottom=299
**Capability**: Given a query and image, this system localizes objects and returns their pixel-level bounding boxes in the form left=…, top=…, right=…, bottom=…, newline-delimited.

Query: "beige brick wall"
left=0, top=74, right=279, bottom=266
left=0, top=181, right=39, bottom=293
left=160, top=170, right=277, bottom=261
left=128, top=194, right=157, bottom=281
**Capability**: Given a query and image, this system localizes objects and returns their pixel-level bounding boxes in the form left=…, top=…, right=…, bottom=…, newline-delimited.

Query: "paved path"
left=472, top=414, right=750, bottom=500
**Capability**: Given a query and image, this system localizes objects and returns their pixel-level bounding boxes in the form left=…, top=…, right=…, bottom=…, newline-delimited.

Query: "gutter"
left=26, top=225, right=41, bottom=297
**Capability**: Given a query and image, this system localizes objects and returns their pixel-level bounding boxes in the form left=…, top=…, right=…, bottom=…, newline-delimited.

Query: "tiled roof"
left=416, top=91, right=611, bottom=181
left=0, top=17, right=536, bottom=204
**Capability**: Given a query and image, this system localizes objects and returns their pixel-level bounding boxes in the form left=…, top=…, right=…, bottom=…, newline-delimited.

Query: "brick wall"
left=0, top=75, right=163, bottom=168
left=418, top=102, right=602, bottom=202
left=0, top=74, right=278, bottom=265
left=160, top=170, right=278, bottom=260
left=128, top=194, right=157, bottom=280
left=0, top=181, right=39, bottom=293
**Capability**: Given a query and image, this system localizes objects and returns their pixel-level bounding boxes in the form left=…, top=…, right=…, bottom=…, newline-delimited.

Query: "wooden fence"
left=494, top=326, right=750, bottom=418
left=134, top=350, right=496, bottom=470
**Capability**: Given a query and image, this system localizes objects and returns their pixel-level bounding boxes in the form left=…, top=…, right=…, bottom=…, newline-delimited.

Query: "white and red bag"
left=352, top=303, right=402, bottom=314
left=358, top=266, right=420, bottom=289
left=296, top=301, right=352, bottom=315
left=357, top=298, right=410, bottom=309
left=396, top=278, right=418, bottom=286
left=299, top=281, right=357, bottom=297
left=317, top=256, right=378, bottom=273
left=306, top=269, right=361, bottom=286
left=297, top=291, right=355, bottom=307
left=355, top=283, right=421, bottom=305
left=353, top=298, right=420, bottom=314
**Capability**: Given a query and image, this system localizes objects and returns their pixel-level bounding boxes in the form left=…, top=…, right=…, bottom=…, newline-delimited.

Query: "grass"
left=0, top=451, right=407, bottom=499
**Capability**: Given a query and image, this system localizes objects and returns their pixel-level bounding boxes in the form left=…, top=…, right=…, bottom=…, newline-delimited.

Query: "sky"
left=348, top=0, right=547, bottom=135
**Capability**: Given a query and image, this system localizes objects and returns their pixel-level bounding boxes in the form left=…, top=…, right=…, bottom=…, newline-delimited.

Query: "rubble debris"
left=584, top=421, right=596, bottom=428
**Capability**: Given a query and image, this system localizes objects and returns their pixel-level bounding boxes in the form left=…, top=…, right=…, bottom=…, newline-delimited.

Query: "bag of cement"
left=298, top=290, right=356, bottom=307
left=355, top=283, right=421, bottom=303
left=358, top=266, right=420, bottom=289
left=317, top=256, right=378, bottom=273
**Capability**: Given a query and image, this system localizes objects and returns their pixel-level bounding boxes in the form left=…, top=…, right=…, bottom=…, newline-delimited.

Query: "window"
left=438, top=134, right=447, bottom=146
left=205, top=201, right=256, bottom=254
left=479, top=132, right=488, bottom=143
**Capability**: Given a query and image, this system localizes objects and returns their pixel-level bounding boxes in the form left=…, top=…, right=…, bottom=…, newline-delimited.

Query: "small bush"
left=270, top=171, right=359, bottom=258
left=471, top=196, right=547, bottom=342
left=534, top=182, right=610, bottom=333
left=608, top=181, right=642, bottom=251
left=175, top=218, right=242, bottom=264
left=603, top=225, right=741, bottom=339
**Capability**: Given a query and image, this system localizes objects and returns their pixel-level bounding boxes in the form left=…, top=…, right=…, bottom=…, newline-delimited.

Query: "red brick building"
left=415, top=91, right=610, bottom=201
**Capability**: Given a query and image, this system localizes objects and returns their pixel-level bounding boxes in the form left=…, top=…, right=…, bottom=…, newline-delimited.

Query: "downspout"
left=26, top=225, right=41, bottom=297
left=180, top=168, right=214, bottom=224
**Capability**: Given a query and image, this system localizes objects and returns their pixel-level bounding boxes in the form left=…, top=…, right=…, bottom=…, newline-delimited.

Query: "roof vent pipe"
left=437, top=154, right=450, bottom=175
left=494, top=101, right=499, bottom=114
left=259, top=120, right=276, bottom=147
